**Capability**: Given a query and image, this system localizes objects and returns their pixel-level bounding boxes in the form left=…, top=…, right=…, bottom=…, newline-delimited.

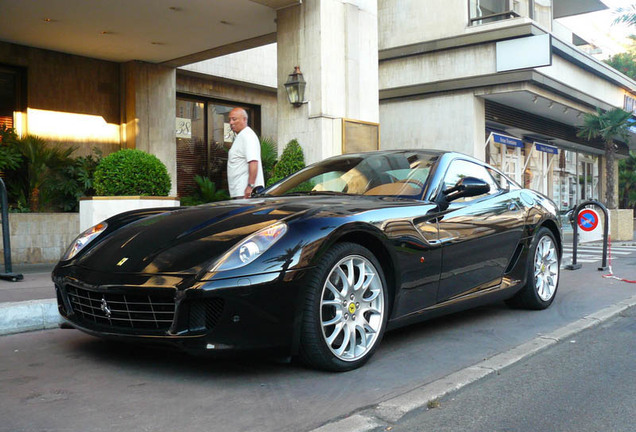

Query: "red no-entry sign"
left=578, top=209, right=599, bottom=232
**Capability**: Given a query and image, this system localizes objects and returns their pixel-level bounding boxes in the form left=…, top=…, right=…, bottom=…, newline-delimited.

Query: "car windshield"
left=264, top=151, right=438, bottom=198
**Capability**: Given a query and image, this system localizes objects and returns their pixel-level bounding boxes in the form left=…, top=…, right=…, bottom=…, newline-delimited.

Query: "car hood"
left=72, top=195, right=411, bottom=275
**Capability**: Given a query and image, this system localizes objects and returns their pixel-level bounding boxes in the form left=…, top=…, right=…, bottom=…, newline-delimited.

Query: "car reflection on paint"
left=52, top=150, right=561, bottom=371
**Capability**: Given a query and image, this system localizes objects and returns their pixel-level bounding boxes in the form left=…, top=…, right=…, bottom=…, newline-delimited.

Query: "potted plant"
left=80, top=149, right=179, bottom=231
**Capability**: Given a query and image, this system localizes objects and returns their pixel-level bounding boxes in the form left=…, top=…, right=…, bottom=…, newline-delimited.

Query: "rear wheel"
left=507, top=227, right=560, bottom=310
left=299, top=243, right=388, bottom=372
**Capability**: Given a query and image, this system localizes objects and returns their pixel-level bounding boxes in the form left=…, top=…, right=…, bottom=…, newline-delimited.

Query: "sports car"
left=52, top=150, right=562, bottom=371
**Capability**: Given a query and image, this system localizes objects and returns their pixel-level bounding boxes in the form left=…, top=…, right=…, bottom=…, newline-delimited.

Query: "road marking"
left=561, top=244, right=636, bottom=268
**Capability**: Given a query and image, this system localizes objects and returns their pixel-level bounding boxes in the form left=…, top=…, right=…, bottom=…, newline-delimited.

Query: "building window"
left=0, top=65, right=25, bottom=130
left=469, top=0, right=520, bottom=25
left=532, top=0, right=552, bottom=29
left=552, top=150, right=598, bottom=215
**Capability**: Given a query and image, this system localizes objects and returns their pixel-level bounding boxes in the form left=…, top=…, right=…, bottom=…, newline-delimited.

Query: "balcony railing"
left=470, top=10, right=521, bottom=25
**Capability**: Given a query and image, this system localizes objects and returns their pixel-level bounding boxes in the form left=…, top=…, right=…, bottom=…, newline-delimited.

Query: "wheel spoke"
left=335, top=267, right=350, bottom=293
left=363, top=287, right=380, bottom=303
left=322, top=311, right=343, bottom=327
left=334, top=325, right=352, bottom=357
left=356, top=324, right=368, bottom=351
left=325, top=281, right=344, bottom=301
left=353, top=260, right=366, bottom=291
left=325, top=322, right=345, bottom=346
left=346, top=325, right=358, bottom=357
left=345, top=260, right=355, bottom=289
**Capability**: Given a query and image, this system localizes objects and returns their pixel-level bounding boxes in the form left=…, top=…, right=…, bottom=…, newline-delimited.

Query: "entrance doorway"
left=175, top=95, right=260, bottom=197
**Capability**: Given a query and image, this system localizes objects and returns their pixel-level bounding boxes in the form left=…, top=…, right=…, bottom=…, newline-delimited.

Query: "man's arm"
left=243, top=160, right=259, bottom=198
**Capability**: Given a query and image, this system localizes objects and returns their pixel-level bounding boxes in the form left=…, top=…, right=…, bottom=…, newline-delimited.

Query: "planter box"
left=609, top=209, right=634, bottom=241
left=0, top=213, right=79, bottom=264
left=79, top=196, right=180, bottom=232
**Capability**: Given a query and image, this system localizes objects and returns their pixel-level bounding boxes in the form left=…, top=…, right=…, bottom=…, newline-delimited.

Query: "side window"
left=488, top=167, right=521, bottom=191
left=441, top=159, right=499, bottom=202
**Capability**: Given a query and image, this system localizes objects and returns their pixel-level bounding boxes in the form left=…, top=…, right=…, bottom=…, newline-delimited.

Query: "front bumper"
left=52, top=265, right=312, bottom=353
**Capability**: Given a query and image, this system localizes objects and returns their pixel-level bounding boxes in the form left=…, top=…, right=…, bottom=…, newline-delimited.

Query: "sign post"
left=565, top=200, right=609, bottom=271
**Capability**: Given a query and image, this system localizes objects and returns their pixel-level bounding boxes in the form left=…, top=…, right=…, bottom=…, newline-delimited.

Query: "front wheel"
left=507, top=227, right=560, bottom=310
left=299, top=243, right=388, bottom=372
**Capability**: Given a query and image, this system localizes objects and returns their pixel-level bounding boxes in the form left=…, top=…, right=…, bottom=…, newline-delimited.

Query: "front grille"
left=66, top=285, right=176, bottom=332
left=188, top=298, right=225, bottom=332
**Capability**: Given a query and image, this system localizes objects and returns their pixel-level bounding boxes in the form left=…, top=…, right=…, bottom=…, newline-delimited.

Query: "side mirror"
left=443, top=176, right=490, bottom=202
left=251, top=185, right=265, bottom=197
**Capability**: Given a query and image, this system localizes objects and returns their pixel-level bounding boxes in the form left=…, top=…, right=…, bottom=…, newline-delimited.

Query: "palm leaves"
left=180, top=175, right=229, bottom=206
left=613, top=4, right=636, bottom=27
left=260, top=136, right=278, bottom=184
left=10, top=135, right=76, bottom=211
left=0, top=124, right=22, bottom=173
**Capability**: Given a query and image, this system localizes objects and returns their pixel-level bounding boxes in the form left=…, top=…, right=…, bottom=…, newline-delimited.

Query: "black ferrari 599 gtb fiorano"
left=53, top=150, right=561, bottom=371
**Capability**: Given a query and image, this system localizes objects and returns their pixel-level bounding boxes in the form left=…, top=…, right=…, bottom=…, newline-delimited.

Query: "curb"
left=0, top=299, right=61, bottom=336
left=310, top=294, right=636, bottom=432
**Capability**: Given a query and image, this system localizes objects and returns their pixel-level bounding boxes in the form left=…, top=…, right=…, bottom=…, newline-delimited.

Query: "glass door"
left=176, top=98, right=206, bottom=197
left=207, top=103, right=236, bottom=192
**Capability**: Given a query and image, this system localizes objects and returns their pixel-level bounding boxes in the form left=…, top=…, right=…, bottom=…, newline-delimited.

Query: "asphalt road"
left=0, top=255, right=635, bottom=432
left=383, top=306, right=636, bottom=432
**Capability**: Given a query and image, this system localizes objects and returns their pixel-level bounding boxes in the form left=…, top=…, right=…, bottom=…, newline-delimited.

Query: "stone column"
left=121, top=61, right=177, bottom=196
left=276, top=0, right=379, bottom=164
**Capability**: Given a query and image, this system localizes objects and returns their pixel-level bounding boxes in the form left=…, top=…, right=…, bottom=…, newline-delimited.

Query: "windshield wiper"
left=283, top=190, right=355, bottom=196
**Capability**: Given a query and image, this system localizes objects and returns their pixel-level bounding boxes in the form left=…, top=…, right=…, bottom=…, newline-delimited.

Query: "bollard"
left=564, top=200, right=609, bottom=271
left=0, top=178, right=23, bottom=281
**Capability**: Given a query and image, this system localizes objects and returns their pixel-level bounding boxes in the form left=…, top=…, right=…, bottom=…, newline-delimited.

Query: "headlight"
left=62, top=222, right=108, bottom=261
left=209, top=221, right=287, bottom=272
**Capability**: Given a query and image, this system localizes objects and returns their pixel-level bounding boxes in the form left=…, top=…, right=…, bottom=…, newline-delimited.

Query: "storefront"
left=486, top=130, right=600, bottom=212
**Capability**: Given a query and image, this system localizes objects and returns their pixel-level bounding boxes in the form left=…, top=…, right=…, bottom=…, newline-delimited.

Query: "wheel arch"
left=333, top=230, right=398, bottom=311
left=539, top=218, right=563, bottom=258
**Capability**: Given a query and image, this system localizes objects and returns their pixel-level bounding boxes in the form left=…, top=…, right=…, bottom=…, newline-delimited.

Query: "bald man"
left=227, top=108, right=264, bottom=198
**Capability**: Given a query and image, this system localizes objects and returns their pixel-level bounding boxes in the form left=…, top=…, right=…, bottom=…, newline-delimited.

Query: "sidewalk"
left=0, top=263, right=59, bottom=335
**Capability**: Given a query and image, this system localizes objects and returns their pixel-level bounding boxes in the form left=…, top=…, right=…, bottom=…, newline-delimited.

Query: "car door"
left=435, top=159, right=524, bottom=303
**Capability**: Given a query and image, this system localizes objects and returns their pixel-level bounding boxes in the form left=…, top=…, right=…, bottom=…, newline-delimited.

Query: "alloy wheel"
left=320, top=255, right=385, bottom=362
left=533, top=235, right=559, bottom=301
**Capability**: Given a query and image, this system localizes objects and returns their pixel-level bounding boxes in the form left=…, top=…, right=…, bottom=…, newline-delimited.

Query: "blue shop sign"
left=535, top=143, right=558, bottom=154
left=492, top=133, right=523, bottom=148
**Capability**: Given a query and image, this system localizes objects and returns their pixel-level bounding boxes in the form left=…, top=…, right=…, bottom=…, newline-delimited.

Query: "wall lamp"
left=284, top=66, right=307, bottom=107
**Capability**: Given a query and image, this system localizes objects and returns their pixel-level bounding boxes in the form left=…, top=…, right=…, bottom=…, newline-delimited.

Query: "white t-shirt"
left=227, top=126, right=264, bottom=198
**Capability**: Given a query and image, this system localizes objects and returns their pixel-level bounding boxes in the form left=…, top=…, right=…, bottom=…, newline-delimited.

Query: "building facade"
left=0, top=0, right=634, bottom=211
left=378, top=0, right=634, bottom=212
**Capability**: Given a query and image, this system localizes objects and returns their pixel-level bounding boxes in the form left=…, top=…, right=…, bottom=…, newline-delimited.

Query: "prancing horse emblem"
left=100, top=297, right=112, bottom=318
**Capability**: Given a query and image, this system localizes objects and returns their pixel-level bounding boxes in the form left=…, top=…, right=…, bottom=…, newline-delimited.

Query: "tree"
left=605, top=50, right=636, bottom=79
left=619, top=151, right=636, bottom=209
left=266, top=139, right=306, bottom=186
left=577, top=108, right=632, bottom=209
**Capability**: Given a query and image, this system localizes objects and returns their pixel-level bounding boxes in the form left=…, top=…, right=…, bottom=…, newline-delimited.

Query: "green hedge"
left=94, top=149, right=171, bottom=196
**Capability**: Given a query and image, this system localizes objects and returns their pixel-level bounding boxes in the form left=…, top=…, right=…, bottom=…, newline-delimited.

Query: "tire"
left=299, top=242, right=389, bottom=372
left=506, top=227, right=560, bottom=310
